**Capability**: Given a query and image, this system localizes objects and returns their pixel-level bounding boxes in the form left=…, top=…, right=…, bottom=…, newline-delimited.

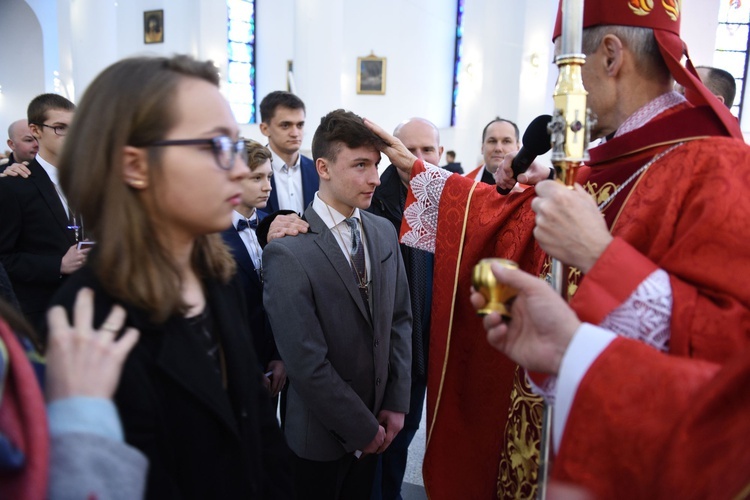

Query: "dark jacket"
left=266, top=155, right=318, bottom=214
left=221, top=210, right=279, bottom=368
left=48, top=266, right=293, bottom=499
left=367, top=164, right=433, bottom=382
left=0, top=159, right=77, bottom=331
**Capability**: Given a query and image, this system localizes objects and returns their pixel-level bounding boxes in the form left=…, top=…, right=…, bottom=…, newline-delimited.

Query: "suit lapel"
left=300, top=156, right=318, bottom=209
left=267, top=176, right=280, bottom=213
left=362, top=212, right=384, bottom=328
left=307, top=208, right=372, bottom=325
left=223, top=229, right=256, bottom=280
left=28, top=161, right=76, bottom=245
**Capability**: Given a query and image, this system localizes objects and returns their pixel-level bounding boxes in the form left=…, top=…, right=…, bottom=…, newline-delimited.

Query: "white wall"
left=0, top=0, right=46, bottom=138
left=0, top=0, right=741, bottom=156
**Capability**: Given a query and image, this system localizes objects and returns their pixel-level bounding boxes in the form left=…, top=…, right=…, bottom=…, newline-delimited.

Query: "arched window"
left=227, top=0, right=257, bottom=124
left=713, top=0, right=749, bottom=120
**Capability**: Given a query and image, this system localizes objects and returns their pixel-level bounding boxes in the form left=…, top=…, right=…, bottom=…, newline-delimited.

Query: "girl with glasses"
left=49, top=55, right=292, bottom=499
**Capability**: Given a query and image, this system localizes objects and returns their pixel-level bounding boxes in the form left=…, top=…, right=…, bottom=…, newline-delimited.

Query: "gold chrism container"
left=472, top=258, right=519, bottom=317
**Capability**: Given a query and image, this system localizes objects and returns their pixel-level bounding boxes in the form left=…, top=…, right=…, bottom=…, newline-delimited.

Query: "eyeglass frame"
left=33, top=123, right=69, bottom=137
left=143, top=136, right=247, bottom=171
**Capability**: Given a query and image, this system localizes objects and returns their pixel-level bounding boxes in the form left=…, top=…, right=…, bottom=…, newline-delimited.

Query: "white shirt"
left=270, top=148, right=304, bottom=214
left=231, top=210, right=262, bottom=271
left=36, top=154, right=70, bottom=218
left=311, top=193, right=372, bottom=287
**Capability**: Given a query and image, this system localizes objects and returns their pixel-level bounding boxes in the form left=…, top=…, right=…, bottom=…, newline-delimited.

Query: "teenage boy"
left=263, top=109, right=412, bottom=499
left=222, top=141, right=286, bottom=396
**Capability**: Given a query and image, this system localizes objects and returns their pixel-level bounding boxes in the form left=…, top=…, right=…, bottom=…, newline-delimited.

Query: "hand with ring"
left=45, top=288, right=140, bottom=401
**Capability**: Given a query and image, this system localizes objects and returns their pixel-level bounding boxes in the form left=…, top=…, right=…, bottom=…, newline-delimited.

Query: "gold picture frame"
left=144, top=10, right=164, bottom=44
left=357, top=54, right=386, bottom=95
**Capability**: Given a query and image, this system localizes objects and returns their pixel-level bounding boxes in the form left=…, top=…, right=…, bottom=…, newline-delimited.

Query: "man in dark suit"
left=368, top=117, right=436, bottom=500
left=259, top=91, right=319, bottom=214
left=221, top=141, right=286, bottom=397
left=442, top=150, right=463, bottom=174
left=263, top=109, right=412, bottom=499
left=0, top=94, right=88, bottom=332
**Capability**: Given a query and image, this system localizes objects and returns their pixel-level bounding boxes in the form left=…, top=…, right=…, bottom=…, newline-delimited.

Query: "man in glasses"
left=0, top=94, right=90, bottom=335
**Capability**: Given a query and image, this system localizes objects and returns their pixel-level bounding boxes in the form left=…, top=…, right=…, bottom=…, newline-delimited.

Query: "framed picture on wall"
left=144, top=10, right=164, bottom=44
left=357, top=54, right=386, bottom=95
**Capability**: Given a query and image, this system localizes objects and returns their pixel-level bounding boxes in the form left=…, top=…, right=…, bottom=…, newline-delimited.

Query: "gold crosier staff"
left=538, top=0, right=594, bottom=498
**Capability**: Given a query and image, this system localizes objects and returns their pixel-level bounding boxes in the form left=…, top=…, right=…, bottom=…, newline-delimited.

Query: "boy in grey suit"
left=263, top=109, right=412, bottom=499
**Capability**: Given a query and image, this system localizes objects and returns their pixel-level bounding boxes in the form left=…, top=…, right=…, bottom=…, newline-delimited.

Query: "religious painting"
left=357, top=54, right=386, bottom=95
left=144, top=10, right=164, bottom=44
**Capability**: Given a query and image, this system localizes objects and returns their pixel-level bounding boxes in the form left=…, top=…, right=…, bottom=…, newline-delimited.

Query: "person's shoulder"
left=300, top=154, right=314, bottom=167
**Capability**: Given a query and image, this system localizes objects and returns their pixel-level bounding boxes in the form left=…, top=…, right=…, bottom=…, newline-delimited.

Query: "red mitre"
left=552, top=0, right=742, bottom=139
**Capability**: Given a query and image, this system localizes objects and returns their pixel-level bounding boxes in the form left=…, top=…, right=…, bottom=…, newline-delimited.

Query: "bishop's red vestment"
left=403, top=102, right=750, bottom=499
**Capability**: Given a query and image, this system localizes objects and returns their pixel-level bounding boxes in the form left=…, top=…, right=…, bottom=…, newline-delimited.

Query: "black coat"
left=48, top=266, right=293, bottom=499
left=0, top=159, right=76, bottom=330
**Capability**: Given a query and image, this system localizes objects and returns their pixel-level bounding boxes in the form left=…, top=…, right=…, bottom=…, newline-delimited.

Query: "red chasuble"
left=403, top=161, right=545, bottom=499
left=406, top=102, right=750, bottom=498
left=554, top=337, right=750, bottom=499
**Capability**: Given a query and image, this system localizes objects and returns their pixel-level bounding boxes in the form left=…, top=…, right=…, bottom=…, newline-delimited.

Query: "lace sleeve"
left=599, top=268, right=672, bottom=352
left=401, top=164, right=452, bottom=253
left=528, top=269, right=672, bottom=404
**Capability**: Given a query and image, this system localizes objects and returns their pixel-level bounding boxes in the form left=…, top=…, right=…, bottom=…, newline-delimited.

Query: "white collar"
left=312, top=192, right=360, bottom=230
left=35, top=154, right=59, bottom=184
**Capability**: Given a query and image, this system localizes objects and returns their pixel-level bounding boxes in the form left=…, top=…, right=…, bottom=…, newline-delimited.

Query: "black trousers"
left=294, top=452, right=378, bottom=500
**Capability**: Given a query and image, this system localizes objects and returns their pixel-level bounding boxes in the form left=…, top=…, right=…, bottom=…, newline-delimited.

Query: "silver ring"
left=100, top=323, right=119, bottom=333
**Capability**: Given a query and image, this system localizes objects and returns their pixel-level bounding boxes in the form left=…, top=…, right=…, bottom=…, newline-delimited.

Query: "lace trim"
left=615, top=91, right=686, bottom=138
left=529, top=269, right=672, bottom=402
left=402, top=165, right=451, bottom=253
left=599, top=269, right=672, bottom=351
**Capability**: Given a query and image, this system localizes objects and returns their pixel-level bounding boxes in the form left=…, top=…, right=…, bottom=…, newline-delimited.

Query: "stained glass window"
left=451, top=0, right=465, bottom=127
left=227, top=0, right=256, bottom=124
left=714, top=0, right=750, bottom=119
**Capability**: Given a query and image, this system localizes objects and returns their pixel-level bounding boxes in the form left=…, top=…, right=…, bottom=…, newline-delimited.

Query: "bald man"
left=1, top=120, right=38, bottom=177
left=368, top=117, right=440, bottom=499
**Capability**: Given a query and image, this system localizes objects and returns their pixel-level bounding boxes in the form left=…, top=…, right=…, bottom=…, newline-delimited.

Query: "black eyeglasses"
left=146, top=136, right=247, bottom=171
left=35, top=123, right=69, bottom=136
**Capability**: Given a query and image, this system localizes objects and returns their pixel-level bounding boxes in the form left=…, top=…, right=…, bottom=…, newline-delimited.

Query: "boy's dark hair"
left=259, top=91, right=306, bottom=123
left=311, top=109, right=388, bottom=162
left=446, top=150, right=456, bottom=158
left=28, top=93, right=76, bottom=126
left=482, top=117, right=519, bottom=142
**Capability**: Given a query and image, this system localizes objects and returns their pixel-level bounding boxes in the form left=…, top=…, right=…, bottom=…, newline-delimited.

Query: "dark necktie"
left=236, top=218, right=258, bottom=232
left=345, top=218, right=370, bottom=316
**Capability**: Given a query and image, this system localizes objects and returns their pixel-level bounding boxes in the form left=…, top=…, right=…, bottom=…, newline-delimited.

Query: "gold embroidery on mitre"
left=662, top=0, right=680, bottom=21
left=628, top=0, right=654, bottom=16
left=497, top=368, right=544, bottom=499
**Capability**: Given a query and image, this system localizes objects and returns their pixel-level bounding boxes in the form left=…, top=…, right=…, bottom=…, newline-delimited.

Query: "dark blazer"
left=221, top=210, right=279, bottom=367
left=263, top=207, right=412, bottom=461
left=443, top=161, right=464, bottom=174
left=48, top=267, right=293, bottom=499
left=266, top=155, right=318, bottom=214
left=368, top=164, right=433, bottom=383
left=0, top=159, right=76, bottom=328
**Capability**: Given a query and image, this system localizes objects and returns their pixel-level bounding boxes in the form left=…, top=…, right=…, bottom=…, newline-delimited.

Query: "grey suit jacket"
left=263, top=207, right=412, bottom=461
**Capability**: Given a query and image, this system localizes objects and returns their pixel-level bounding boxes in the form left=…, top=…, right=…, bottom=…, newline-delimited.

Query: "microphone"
left=496, top=114, right=552, bottom=195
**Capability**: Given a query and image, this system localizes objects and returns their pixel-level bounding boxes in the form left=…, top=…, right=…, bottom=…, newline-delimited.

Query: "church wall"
left=0, top=0, right=740, bottom=165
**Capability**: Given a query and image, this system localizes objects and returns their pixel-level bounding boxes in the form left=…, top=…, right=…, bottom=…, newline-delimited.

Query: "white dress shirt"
left=36, top=154, right=70, bottom=218
left=270, top=148, right=304, bottom=214
left=232, top=210, right=262, bottom=271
